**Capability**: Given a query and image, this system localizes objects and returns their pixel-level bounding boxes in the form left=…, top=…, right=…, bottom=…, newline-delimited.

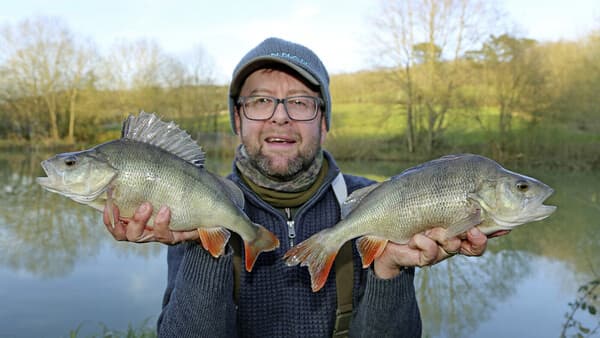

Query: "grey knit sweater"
left=157, top=152, right=422, bottom=337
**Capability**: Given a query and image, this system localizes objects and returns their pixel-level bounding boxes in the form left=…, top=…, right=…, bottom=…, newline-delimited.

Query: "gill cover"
left=468, top=170, right=556, bottom=230
left=37, top=150, right=117, bottom=204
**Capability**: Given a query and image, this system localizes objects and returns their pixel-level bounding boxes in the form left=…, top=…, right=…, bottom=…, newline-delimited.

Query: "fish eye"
left=64, top=157, right=77, bottom=166
left=516, top=181, right=529, bottom=192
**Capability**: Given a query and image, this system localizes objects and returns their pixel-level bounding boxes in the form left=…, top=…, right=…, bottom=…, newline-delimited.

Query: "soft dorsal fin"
left=217, top=175, right=245, bottom=209
left=121, top=111, right=205, bottom=168
left=341, top=183, right=381, bottom=219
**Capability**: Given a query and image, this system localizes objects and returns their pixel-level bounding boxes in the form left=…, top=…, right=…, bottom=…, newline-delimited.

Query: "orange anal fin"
left=356, top=236, right=388, bottom=268
left=197, top=227, right=231, bottom=258
left=243, top=225, right=280, bottom=272
left=309, top=253, right=336, bottom=292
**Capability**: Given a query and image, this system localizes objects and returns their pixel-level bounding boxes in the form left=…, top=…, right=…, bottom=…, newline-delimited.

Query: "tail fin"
left=283, top=231, right=339, bottom=292
left=244, top=225, right=280, bottom=272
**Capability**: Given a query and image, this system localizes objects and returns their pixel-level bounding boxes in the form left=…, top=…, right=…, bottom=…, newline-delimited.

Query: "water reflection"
left=424, top=169, right=598, bottom=337
left=337, top=160, right=600, bottom=337
left=0, top=151, right=598, bottom=337
left=0, top=151, right=162, bottom=279
left=416, top=251, right=532, bottom=338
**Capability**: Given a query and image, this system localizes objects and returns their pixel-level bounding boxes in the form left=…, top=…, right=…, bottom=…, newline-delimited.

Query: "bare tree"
left=371, top=0, right=501, bottom=153
left=97, top=38, right=193, bottom=114
left=482, top=36, right=540, bottom=133
left=0, top=16, right=96, bottom=141
left=63, top=39, right=97, bottom=143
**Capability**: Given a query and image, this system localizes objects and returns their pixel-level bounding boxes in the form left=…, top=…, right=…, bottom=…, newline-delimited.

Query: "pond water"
left=0, top=150, right=598, bottom=338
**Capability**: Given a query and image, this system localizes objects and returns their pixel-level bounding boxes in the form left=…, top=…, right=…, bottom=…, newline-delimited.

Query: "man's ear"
left=320, top=116, right=327, bottom=144
left=234, top=109, right=241, bottom=135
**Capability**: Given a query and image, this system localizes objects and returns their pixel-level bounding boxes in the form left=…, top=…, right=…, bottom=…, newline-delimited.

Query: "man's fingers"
left=408, top=233, right=439, bottom=267
left=125, top=202, right=154, bottom=242
left=460, top=228, right=488, bottom=256
left=171, top=230, right=201, bottom=243
left=103, top=202, right=199, bottom=245
left=103, top=204, right=128, bottom=241
left=153, top=206, right=178, bottom=244
left=425, top=227, right=461, bottom=259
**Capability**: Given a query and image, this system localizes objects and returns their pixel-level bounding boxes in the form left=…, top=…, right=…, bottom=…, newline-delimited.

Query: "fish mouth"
left=530, top=204, right=557, bottom=221
left=489, top=186, right=557, bottom=228
left=524, top=187, right=557, bottom=221
left=36, top=160, right=112, bottom=203
left=36, top=160, right=60, bottom=189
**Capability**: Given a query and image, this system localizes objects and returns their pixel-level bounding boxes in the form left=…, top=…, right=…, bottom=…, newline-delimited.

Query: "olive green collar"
left=239, top=158, right=330, bottom=208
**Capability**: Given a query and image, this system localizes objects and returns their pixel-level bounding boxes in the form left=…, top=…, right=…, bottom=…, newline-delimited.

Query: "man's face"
left=234, top=69, right=327, bottom=180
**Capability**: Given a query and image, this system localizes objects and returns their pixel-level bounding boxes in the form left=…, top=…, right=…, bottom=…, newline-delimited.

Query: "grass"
left=66, top=319, right=156, bottom=338
left=4, top=101, right=598, bottom=170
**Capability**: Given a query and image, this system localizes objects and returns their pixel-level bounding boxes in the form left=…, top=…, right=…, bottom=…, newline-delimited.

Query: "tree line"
left=360, top=0, right=600, bottom=155
left=0, top=16, right=223, bottom=145
left=1, top=2, right=599, bottom=159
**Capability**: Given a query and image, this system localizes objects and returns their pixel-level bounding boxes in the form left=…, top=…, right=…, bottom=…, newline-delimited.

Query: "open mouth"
left=535, top=188, right=557, bottom=220
left=265, top=137, right=296, bottom=144
left=36, top=160, right=57, bottom=188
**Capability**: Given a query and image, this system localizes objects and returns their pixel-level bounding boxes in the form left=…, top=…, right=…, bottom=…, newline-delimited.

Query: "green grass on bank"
left=2, top=102, right=599, bottom=170
left=326, top=102, right=600, bottom=169
left=65, top=319, right=156, bottom=338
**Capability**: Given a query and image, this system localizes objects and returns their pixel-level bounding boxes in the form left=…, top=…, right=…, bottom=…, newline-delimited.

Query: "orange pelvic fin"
left=356, top=236, right=388, bottom=268
left=197, top=227, right=231, bottom=258
left=244, top=225, right=280, bottom=272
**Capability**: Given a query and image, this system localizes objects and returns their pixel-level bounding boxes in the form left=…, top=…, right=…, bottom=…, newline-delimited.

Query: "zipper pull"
left=285, top=208, right=296, bottom=247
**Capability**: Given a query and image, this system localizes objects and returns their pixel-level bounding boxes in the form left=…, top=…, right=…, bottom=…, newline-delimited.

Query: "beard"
left=237, top=115, right=325, bottom=182
left=247, top=142, right=321, bottom=181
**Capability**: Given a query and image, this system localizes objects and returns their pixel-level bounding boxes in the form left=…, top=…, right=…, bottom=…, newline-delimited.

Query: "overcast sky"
left=2, top=0, right=599, bottom=83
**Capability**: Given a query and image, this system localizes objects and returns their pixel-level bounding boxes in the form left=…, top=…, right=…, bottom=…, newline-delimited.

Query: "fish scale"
left=37, top=112, right=280, bottom=272
left=284, top=154, right=556, bottom=292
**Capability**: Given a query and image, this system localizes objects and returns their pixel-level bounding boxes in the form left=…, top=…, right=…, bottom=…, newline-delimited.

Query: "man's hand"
left=373, top=227, right=498, bottom=279
left=103, top=202, right=199, bottom=245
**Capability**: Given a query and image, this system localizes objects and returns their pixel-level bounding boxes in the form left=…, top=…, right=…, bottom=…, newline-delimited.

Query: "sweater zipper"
left=285, top=208, right=296, bottom=247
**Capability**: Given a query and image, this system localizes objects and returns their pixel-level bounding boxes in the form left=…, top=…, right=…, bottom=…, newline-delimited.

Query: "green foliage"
left=561, top=279, right=600, bottom=338
left=66, top=319, right=156, bottom=338
left=0, top=17, right=598, bottom=168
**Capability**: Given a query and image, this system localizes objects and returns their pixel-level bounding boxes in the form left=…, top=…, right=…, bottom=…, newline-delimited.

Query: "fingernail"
left=157, top=205, right=168, bottom=217
left=137, top=203, right=149, bottom=214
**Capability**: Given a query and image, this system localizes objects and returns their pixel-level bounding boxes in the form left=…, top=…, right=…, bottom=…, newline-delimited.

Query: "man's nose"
left=270, top=101, right=290, bottom=124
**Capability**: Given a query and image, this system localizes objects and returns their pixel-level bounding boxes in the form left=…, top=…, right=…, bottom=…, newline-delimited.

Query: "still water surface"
left=0, top=150, right=598, bottom=338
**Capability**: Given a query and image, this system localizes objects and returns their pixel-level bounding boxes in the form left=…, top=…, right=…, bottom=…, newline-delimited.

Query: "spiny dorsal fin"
left=121, top=111, right=205, bottom=168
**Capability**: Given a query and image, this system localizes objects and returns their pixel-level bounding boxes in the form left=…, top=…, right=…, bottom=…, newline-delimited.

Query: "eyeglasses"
left=237, top=95, right=323, bottom=121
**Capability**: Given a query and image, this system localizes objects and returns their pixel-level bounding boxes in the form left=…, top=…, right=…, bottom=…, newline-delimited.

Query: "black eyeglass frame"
left=237, top=95, right=324, bottom=121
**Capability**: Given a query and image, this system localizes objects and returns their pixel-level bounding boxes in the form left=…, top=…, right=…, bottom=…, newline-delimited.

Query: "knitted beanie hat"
left=228, top=37, right=331, bottom=133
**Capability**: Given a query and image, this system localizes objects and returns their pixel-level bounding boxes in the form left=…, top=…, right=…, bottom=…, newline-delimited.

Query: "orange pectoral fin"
left=356, top=236, right=388, bottom=268
left=197, top=227, right=231, bottom=258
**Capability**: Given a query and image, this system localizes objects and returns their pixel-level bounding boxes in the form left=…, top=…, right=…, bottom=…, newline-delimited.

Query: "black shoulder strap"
left=333, top=240, right=353, bottom=337
left=231, top=234, right=242, bottom=305
left=331, top=173, right=353, bottom=337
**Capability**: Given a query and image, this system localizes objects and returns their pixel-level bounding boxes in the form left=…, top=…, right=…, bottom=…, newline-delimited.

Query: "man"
left=104, top=37, right=489, bottom=337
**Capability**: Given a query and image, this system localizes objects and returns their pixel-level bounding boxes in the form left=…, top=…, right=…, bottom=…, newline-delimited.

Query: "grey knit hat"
left=228, top=37, right=331, bottom=133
